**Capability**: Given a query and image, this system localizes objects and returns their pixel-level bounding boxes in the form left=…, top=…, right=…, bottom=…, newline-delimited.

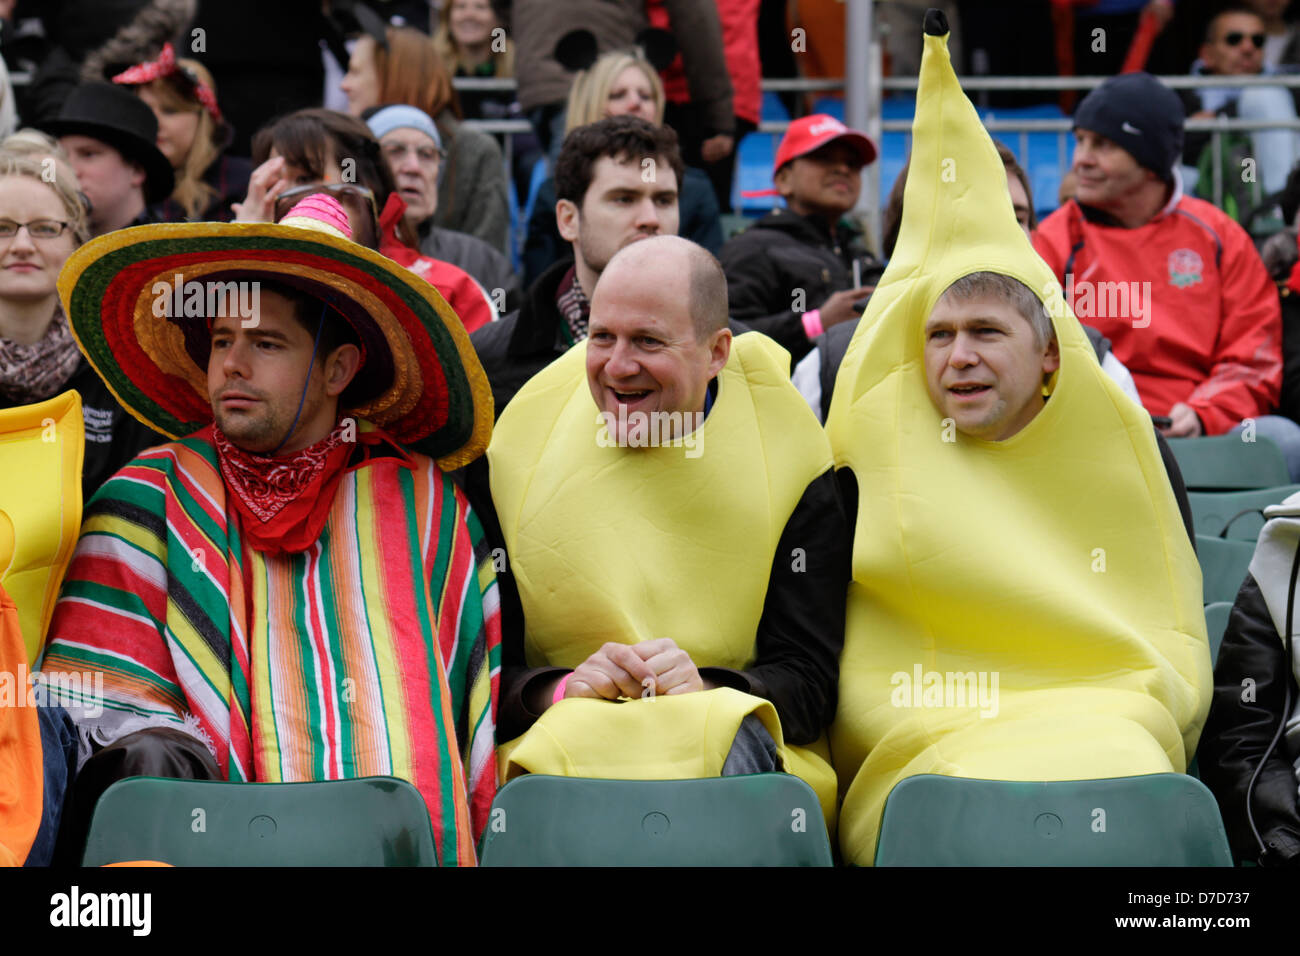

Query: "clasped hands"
left=557, top=638, right=709, bottom=704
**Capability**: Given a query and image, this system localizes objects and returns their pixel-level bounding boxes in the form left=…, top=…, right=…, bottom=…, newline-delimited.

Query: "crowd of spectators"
left=4, top=0, right=1300, bottom=870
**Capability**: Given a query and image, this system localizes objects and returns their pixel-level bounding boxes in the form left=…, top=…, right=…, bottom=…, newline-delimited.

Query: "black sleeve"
left=1155, top=428, right=1196, bottom=547
left=701, top=468, right=851, bottom=744
left=1197, top=573, right=1300, bottom=865
left=521, top=179, right=566, bottom=290
left=718, top=237, right=811, bottom=359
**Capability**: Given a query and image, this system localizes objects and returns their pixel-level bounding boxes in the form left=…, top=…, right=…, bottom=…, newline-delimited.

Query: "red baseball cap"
left=742, top=114, right=879, bottom=198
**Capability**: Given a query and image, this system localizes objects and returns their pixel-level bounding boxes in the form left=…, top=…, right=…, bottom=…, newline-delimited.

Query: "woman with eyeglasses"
left=110, top=44, right=252, bottom=224
left=339, top=23, right=510, bottom=257
left=364, top=104, right=518, bottom=312
left=233, top=108, right=495, bottom=334
left=0, top=150, right=162, bottom=498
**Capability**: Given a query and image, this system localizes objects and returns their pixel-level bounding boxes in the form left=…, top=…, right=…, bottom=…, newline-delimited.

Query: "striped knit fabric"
left=40, top=422, right=500, bottom=866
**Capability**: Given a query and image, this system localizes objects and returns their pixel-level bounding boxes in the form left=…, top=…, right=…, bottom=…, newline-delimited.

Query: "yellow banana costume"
left=0, top=390, right=83, bottom=664
left=825, top=15, right=1210, bottom=865
left=488, top=333, right=839, bottom=824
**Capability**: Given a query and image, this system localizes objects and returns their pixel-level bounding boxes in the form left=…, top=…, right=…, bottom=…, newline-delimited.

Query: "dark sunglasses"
left=1223, top=31, right=1266, bottom=49
left=273, top=183, right=381, bottom=250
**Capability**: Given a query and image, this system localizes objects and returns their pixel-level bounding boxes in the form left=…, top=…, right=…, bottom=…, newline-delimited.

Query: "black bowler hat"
left=42, top=82, right=176, bottom=204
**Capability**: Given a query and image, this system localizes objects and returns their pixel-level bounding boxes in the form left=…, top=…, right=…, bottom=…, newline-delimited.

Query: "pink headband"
left=112, top=43, right=223, bottom=124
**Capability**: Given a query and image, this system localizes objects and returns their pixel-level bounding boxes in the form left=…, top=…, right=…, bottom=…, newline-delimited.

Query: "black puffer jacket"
left=469, top=260, right=573, bottom=420
left=718, top=208, right=881, bottom=362
left=1198, top=500, right=1300, bottom=866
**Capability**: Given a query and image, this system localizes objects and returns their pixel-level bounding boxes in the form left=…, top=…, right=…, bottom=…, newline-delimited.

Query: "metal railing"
left=455, top=72, right=1300, bottom=245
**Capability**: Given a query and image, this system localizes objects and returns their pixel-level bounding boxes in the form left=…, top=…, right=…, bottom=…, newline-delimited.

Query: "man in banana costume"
left=485, top=234, right=851, bottom=825
left=826, top=10, right=1210, bottom=865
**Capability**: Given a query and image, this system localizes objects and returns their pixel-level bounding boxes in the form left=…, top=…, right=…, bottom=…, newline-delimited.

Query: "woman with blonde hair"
left=0, top=149, right=159, bottom=498
left=522, top=44, right=723, bottom=287
left=341, top=22, right=509, bottom=253
left=563, top=48, right=666, bottom=131
left=111, top=43, right=252, bottom=222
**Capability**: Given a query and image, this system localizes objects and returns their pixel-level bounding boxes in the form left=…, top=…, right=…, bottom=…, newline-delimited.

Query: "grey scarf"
left=0, top=305, right=82, bottom=405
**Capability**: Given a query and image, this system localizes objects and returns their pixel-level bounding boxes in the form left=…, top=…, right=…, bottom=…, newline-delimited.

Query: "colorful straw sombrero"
left=57, top=194, right=493, bottom=469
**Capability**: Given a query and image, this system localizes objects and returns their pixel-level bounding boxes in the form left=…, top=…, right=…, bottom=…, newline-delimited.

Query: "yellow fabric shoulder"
left=487, top=331, right=839, bottom=821
left=0, top=390, right=84, bottom=663
left=825, top=24, right=1209, bottom=865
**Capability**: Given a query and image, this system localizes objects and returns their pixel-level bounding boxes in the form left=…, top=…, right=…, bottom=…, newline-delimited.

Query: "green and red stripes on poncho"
left=40, top=422, right=500, bottom=866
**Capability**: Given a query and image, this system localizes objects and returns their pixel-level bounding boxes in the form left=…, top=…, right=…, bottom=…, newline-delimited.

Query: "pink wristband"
left=802, top=308, right=824, bottom=339
left=552, top=674, right=570, bottom=704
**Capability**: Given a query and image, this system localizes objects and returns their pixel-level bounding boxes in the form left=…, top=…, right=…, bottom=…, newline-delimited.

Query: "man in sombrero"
left=38, top=193, right=500, bottom=866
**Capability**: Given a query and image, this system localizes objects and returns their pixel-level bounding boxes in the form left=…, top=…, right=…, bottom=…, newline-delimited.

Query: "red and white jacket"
left=1033, top=186, right=1282, bottom=435
left=378, top=194, right=496, bottom=334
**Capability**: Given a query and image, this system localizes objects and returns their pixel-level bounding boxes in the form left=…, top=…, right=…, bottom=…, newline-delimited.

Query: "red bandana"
left=112, top=43, right=223, bottom=123
left=209, top=421, right=408, bottom=555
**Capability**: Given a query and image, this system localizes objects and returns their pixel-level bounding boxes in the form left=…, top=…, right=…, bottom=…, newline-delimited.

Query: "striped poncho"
left=39, top=424, right=500, bottom=866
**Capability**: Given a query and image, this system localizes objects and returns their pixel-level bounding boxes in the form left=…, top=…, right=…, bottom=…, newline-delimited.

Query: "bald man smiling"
left=477, top=235, right=851, bottom=826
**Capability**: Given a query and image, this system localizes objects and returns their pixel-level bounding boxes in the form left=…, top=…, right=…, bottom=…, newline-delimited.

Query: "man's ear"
left=556, top=197, right=581, bottom=243
left=1042, top=337, right=1061, bottom=378
left=774, top=164, right=794, bottom=200
left=324, top=344, right=363, bottom=396
left=130, top=161, right=147, bottom=191
left=707, top=327, right=732, bottom=378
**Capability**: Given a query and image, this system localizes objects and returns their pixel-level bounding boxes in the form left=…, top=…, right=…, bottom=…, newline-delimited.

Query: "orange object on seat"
left=0, top=579, right=42, bottom=866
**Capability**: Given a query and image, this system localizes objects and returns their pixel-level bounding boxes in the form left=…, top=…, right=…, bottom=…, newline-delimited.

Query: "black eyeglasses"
left=1224, top=31, right=1266, bottom=49
left=0, top=219, right=71, bottom=239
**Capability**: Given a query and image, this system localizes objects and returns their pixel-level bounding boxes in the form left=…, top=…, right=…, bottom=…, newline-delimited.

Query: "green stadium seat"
left=1196, top=534, right=1256, bottom=605
left=81, top=776, right=437, bottom=866
left=1186, top=602, right=1234, bottom=779
left=1188, top=484, right=1300, bottom=539
left=873, top=773, right=1232, bottom=866
left=1204, top=600, right=1233, bottom=666
left=1166, top=435, right=1289, bottom=491
left=479, top=774, right=833, bottom=866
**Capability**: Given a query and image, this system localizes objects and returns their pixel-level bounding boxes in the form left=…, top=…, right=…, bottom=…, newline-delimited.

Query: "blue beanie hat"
left=1073, top=73, right=1184, bottom=183
left=365, top=105, right=442, bottom=150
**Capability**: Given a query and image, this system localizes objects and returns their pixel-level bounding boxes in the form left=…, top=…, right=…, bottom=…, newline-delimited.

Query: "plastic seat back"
left=1197, top=533, right=1256, bottom=605
left=1167, top=435, right=1289, bottom=491
left=82, top=776, right=438, bottom=866
left=1188, top=484, right=1300, bottom=540
left=874, top=774, right=1232, bottom=866
left=480, top=774, right=833, bottom=866
left=733, top=133, right=780, bottom=214
left=1204, top=600, right=1233, bottom=666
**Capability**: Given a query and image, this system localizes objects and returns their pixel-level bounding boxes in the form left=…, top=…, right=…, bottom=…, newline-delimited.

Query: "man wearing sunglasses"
left=1181, top=3, right=1300, bottom=197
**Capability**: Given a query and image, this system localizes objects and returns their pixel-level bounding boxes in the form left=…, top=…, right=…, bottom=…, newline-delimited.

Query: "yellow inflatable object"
left=488, top=333, right=839, bottom=824
left=0, top=391, right=83, bottom=664
left=824, top=20, right=1210, bottom=865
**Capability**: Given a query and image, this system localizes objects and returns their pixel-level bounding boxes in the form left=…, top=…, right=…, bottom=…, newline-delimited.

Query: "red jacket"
left=649, top=0, right=760, bottom=126
left=1033, top=193, right=1282, bottom=435
left=378, top=195, right=494, bottom=334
